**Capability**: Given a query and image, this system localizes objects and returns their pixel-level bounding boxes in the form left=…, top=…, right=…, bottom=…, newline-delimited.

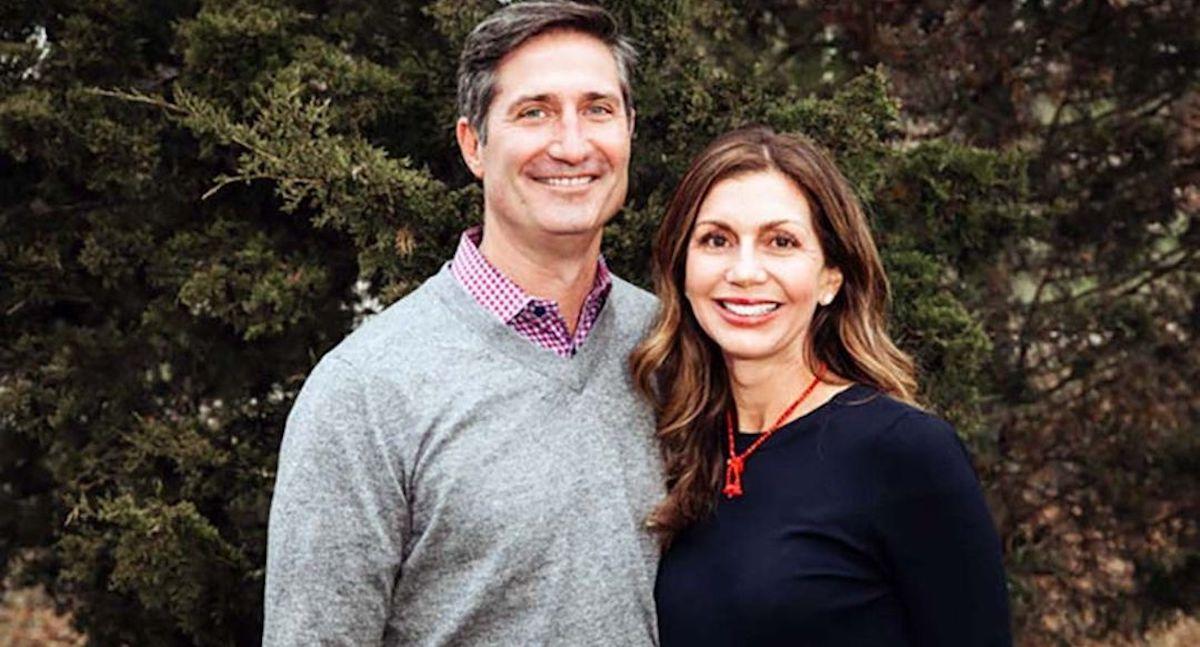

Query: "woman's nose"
left=725, top=245, right=767, bottom=285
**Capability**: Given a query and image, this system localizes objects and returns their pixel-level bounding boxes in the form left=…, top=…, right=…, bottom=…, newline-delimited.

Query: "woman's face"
left=683, top=170, right=842, bottom=365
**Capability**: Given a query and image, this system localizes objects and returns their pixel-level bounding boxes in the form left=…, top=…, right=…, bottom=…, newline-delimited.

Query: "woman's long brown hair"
left=630, top=126, right=918, bottom=546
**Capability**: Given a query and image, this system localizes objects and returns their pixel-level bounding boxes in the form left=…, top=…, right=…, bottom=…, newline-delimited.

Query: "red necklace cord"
left=723, top=369, right=824, bottom=499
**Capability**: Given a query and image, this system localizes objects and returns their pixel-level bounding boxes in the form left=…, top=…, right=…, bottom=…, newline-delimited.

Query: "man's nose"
left=547, top=113, right=590, bottom=164
left=726, top=245, right=768, bottom=285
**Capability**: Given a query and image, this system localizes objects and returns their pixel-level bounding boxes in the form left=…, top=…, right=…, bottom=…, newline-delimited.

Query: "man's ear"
left=455, top=117, right=484, bottom=179
left=629, top=108, right=637, bottom=139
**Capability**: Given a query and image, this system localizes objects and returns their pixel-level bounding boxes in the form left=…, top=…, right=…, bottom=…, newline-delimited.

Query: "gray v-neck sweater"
left=265, top=265, right=664, bottom=646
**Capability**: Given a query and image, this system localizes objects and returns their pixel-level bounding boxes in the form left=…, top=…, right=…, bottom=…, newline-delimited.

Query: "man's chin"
left=527, top=200, right=617, bottom=229
left=522, top=209, right=612, bottom=237
left=539, top=217, right=609, bottom=237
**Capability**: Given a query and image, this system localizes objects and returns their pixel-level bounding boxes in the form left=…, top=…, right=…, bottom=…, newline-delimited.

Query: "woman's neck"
left=726, top=353, right=846, bottom=432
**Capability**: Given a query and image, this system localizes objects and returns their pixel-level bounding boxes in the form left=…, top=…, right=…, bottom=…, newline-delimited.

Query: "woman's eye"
left=770, top=234, right=799, bottom=249
left=697, top=232, right=730, bottom=248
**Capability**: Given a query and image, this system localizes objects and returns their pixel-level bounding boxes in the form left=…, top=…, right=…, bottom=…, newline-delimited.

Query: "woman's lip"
left=713, top=300, right=782, bottom=327
left=717, top=297, right=779, bottom=305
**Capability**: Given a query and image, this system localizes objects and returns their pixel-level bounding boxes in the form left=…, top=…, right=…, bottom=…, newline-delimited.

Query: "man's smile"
left=533, top=174, right=599, bottom=187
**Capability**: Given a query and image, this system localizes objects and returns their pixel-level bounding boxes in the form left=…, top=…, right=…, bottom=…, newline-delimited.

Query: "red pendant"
left=723, top=456, right=744, bottom=499
left=723, top=369, right=825, bottom=501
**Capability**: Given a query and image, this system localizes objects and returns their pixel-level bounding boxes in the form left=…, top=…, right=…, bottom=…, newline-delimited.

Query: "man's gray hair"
left=457, top=1, right=638, bottom=143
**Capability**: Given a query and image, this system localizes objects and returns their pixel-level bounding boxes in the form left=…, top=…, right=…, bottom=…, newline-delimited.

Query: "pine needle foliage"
left=0, top=1, right=1045, bottom=644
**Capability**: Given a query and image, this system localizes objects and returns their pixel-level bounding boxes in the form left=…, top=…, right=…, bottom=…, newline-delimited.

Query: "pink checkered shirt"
left=450, top=226, right=613, bottom=358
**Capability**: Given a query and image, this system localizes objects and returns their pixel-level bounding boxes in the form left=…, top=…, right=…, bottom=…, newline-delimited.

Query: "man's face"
left=457, top=30, right=633, bottom=248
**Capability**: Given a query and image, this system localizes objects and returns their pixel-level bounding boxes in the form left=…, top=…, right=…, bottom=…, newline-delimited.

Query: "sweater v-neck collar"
left=427, top=264, right=615, bottom=393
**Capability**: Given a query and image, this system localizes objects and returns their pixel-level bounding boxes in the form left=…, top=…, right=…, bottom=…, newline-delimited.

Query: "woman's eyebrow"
left=759, top=218, right=805, bottom=229
left=693, top=218, right=730, bottom=229
left=694, top=218, right=802, bottom=229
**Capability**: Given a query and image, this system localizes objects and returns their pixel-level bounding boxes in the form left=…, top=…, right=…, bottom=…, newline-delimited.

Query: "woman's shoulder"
left=829, top=385, right=975, bottom=491
left=827, top=383, right=942, bottom=434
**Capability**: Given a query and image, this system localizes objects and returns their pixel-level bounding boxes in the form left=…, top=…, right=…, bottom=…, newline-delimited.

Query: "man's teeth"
left=539, top=176, right=594, bottom=187
left=720, top=301, right=779, bottom=316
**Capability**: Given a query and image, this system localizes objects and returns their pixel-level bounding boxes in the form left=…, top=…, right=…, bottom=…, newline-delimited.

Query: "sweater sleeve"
left=871, top=412, right=1012, bottom=647
left=264, top=355, right=408, bottom=646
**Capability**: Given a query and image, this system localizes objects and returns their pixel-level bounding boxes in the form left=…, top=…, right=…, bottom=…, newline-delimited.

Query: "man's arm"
left=264, top=355, right=408, bottom=646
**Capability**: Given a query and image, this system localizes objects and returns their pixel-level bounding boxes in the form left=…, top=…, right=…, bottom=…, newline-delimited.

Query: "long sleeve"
left=263, top=355, right=409, bottom=646
left=872, top=412, right=1012, bottom=646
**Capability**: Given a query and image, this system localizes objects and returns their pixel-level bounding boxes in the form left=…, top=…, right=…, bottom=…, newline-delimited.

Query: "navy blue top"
left=655, top=385, right=1011, bottom=646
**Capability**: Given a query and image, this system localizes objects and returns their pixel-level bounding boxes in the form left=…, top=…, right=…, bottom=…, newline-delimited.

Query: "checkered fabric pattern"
left=450, top=226, right=613, bottom=358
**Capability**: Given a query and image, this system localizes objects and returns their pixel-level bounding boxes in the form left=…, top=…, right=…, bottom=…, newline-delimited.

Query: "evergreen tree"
left=5, top=1, right=1029, bottom=643
left=770, top=2, right=1200, bottom=640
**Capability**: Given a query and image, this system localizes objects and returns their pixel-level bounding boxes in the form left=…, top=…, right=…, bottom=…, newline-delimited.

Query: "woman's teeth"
left=720, top=301, right=779, bottom=316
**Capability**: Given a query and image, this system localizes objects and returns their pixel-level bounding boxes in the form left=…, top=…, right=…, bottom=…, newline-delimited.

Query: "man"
left=263, top=2, right=662, bottom=645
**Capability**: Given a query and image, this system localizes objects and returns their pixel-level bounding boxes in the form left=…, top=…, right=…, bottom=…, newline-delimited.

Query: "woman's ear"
left=819, top=266, right=843, bottom=306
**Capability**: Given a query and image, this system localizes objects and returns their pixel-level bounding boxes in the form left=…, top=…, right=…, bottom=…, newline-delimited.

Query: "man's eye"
left=586, top=104, right=615, bottom=117
left=518, top=107, right=547, bottom=119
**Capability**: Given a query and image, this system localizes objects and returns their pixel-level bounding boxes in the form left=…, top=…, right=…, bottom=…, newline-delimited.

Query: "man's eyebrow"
left=508, top=93, right=555, bottom=107
left=504, top=91, right=622, bottom=108
left=582, top=91, right=621, bottom=102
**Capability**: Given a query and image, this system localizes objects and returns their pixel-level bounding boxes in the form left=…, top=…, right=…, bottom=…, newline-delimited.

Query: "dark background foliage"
left=1, top=1, right=1195, bottom=644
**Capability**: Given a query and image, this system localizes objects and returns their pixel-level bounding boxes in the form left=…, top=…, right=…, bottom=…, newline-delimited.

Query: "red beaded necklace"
left=723, top=369, right=824, bottom=499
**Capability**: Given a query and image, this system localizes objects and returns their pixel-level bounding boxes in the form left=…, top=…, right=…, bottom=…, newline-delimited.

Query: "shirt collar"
left=450, top=226, right=613, bottom=324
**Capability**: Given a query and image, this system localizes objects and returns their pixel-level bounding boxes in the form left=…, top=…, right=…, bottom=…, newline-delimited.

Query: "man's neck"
left=478, top=225, right=603, bottom=335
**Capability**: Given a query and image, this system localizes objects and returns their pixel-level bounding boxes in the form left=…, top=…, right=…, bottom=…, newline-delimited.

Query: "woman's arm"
left=871, top=411, right=1013, bottom=646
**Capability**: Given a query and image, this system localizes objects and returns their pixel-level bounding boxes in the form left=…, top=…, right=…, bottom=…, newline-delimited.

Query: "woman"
left=631, top=126, right=1011, bottom=645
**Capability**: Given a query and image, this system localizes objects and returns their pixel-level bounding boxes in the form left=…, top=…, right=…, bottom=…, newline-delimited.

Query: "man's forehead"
left=490, top=31, right=623, bottom=105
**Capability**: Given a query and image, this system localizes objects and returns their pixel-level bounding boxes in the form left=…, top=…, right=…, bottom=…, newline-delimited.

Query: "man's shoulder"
left=609, top=274, right=655, bottom=307
left=323, top=269, right=455, bottom=371
left=606, top=273, right=658, bottom=331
